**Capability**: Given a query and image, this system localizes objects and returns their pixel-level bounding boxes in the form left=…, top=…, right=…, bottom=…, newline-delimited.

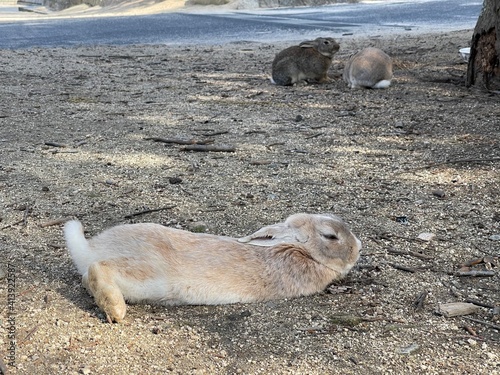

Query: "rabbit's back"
left=343, top=47, right=393, bottom=89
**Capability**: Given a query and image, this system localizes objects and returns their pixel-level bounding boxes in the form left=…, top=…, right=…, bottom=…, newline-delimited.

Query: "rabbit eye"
left=322, top=233, right=338, bottom=240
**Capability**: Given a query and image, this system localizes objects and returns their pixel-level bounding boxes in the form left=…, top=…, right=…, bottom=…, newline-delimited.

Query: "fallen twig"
left=249, top=160, right=272, bottom=166
left=421, top=157, right=500, bottom=169
left=464, top=298, right=495, bottom=309
left=18, top=324, right=40, bottom=345
left=387, top=248, right=433, bottom=260
left=1, top=206, right=30, bottom=230
left=144, top=137, right=214, bottom=145
left=266, top=142, right=285, bottom=149
left=199, top=130, right=228, bottom=137
left=455, top=270, right=496, bottom=277
left=39, top=218, right=69, bottom=228
left=1, top=219, right=23, bottom=230
left=462, top=316, right=500, bottom=331
left=47, top=243, right=65, bottom=249
left=180, top=145, right=235, bottom=153
left=22, top=206, right=30, bottom=226
left=304, top=132, right=324, bottom=139
left=150, top=316, right=169, bottom=321
left=44, top=141, right=66, bottom=148
left=124, top=205, right=176, bottom=219
left=462, top=257, right=484, bottom=267
left=462, top=325, right=478, bottom=336
left=361, top=316, right=407, bottom=324
left=244, top=130, right=268, bottom=135
left=388, top=263, right=417, bottom=273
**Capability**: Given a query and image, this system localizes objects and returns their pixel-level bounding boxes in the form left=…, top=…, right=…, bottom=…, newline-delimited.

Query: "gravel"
left=0, top=29, right=499, bottom=374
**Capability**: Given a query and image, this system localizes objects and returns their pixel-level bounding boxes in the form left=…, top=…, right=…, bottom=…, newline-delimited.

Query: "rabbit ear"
left=299, top=40, right=318, bottom=49
left=238, top=223, right=308, bottom=247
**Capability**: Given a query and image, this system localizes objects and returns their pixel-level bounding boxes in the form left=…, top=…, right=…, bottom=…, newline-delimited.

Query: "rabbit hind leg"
left=84, top=261, right=127, bottom=323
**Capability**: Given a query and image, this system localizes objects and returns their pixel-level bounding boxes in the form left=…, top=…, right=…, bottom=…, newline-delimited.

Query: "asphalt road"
left=0, top=0, right=482, bottom=49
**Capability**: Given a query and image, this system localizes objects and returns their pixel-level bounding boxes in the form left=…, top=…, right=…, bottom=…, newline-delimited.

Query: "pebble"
left=489, top=234, right=500, bottom=241
left=168, top=176, right=182, bottom=184
left=467, top=339, right=477, bottom=346
left=398, top=343, right=419, bottom=355
left=395, top=216, right=409, bottom=225
left=188, top=221, right=208, bottom=233
left=0, top=266, right=6, bottom=280
left=417, top=232, right=436, bottom=242
left=432, top=189, right=446, bottom=198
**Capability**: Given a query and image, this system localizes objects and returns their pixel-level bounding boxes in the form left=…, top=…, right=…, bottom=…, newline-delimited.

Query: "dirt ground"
left=0, top=28, right=499, bottom=374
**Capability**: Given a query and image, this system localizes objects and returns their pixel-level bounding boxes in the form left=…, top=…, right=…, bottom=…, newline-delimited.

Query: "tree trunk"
left=466, top=0, right=500, bottom=90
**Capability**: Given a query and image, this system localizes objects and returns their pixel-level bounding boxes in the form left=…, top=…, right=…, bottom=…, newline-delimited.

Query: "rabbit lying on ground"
left=343, top=47, right=393, bottom=89
left=271, top=37, right=340, bottom=86
left=64, top=213, right=361, bottom=323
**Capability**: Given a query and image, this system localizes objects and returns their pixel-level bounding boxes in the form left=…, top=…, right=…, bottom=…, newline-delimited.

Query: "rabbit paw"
left=85, top=263, right=127, bottom=323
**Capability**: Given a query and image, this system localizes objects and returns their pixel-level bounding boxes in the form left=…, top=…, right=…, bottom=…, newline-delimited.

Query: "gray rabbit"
left=272, top=37, right=340, bottom=86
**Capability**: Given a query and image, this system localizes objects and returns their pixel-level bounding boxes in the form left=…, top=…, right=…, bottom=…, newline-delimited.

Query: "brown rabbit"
left=64, top=213, right=361, bottom=323
left=271, top=37, right=340, bottom=86
left=343, top=47, right=393, bottom=89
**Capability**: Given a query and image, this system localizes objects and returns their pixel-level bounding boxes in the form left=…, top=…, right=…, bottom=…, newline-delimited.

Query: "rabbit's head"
left=239, top=213, right=361, bottom=274
left=299, top=37, right=340, bottom=58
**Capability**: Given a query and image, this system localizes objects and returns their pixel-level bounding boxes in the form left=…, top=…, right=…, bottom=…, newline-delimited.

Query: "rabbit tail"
left=373, top=79, right=391, bottom=89
left=64, top=220, right=92, bottom=275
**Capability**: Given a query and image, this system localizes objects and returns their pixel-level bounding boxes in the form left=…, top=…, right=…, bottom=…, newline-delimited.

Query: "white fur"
left=373, top=79, right=392, bottom=89
left=343, top=47, right=393, bottom=89
left=64, top=220, right=93, bottom=275
left=64, top=213, right=361, bottom=322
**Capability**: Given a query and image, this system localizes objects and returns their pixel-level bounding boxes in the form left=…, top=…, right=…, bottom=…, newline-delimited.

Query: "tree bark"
left=466, top=0, right=500, bottom=90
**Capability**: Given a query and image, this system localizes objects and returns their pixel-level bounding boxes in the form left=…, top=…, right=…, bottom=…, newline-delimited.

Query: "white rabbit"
left=343, top=47, right=393, bottom=89
left=64, top=213, right=361, bottom=323
left=271, top=37, right=340, bottom=86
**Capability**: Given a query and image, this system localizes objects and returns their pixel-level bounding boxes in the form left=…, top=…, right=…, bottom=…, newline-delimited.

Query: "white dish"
left=459, top=47, right=470, bottom=62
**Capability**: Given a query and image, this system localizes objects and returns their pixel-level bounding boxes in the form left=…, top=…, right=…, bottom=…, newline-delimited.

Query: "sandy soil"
left=0, top=26, right=499, bottom=374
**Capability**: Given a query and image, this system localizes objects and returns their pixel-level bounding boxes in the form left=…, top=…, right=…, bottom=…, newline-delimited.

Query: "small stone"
left=81, top=367, right=91, bottom=375
left=0, top=266, right=6, bottom=280
left=398, top=343, right=419, bottom=355
left=467, top=339, right=477, bottom=346
left=41, top=186, right=50, bottom=192
left=168, top=177, right=182, bottom=184
left=432, top=189, right=446, bottom=198
left=486, top=352, right=497, bottom=360
left=188, top=221, right=208, bottom=233
left=489, top=234, right=500, bottom=241
left=395, top=216, right=409, bottom=225
left=417, top=232, right=435, bottom=242
left=295, top=114, right=304, bottom=122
